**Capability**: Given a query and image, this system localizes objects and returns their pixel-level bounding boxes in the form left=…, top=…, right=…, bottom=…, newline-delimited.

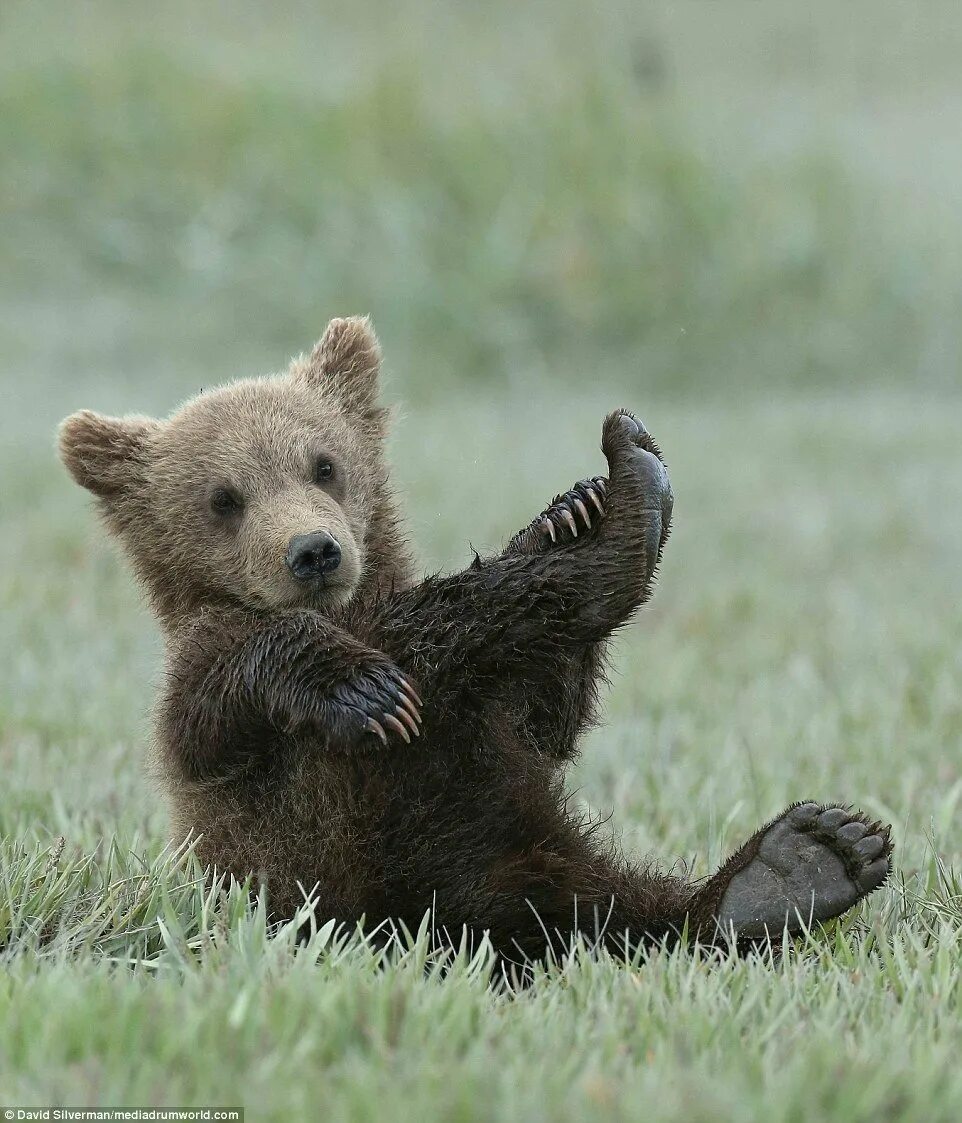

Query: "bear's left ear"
left=299, top=316, right=385, bottom=423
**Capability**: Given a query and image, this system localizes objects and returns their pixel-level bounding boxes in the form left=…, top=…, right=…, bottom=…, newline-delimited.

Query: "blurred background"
left=2, top=0, right=960, bottom=867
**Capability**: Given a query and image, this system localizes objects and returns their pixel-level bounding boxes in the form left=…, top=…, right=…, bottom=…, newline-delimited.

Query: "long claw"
left=397, top=691, right=422, bottom=727
left=573, top=496, right=591, bottom=529
left=395, top=704, right=420, bottom=737
left=366, top=718, right=389, bottom=746
left=402, top=678, right=424, bottom=707
left=382, top=713, right=411, bottom=744
left=542, top=516, right=557, bottom=543
left=562, top=508, right=578, bottom=537
left=593, top=476, right=608, bottom=495
left=587, top=487, right=605, bottom=516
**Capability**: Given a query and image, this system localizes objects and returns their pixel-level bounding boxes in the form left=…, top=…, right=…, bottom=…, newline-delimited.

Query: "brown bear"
left=59, top=316, right=893, bottom=967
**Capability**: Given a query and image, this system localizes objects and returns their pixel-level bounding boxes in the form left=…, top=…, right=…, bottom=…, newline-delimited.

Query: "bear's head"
left=59, top=317, right=410, bottom=624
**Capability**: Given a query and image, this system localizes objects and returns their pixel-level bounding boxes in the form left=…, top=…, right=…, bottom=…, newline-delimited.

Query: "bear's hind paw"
left=710, top=802, right=893, bottom=941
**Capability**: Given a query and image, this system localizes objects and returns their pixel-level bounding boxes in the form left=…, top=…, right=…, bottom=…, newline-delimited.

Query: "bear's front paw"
left=539, top=477, right=608, bottom=543
left=329, top=664, right=423, bottom=747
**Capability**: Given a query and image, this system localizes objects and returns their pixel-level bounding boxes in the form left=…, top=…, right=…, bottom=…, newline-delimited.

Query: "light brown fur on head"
left=59, top=317, right=413, bottom=626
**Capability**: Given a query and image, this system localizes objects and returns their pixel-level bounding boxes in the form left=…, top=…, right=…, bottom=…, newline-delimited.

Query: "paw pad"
left=794, top=801, right=893, bottom=895
left=714, top=800, right=894, bottom=940
left=615, top=412, right=646, bottom=440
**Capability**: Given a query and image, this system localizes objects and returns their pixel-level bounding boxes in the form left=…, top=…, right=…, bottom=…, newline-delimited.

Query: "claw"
left=402, top=678, right=424, bottom=707
left=542, top=515, right=557, bottom=543
left=382, top=713, right=412, bottom=744
left=561, top=508, right=578, bottom=537
left=587, top=487, right=605, bottom=516
left=366, top=718, right=389, bottom=746
left=593, top=476, right=608, bottom=496
left=395, top=704, right=420, bottom=737
left=397, top=691, right=422, bottom=727
left=572, top=496, right=591, bottom=529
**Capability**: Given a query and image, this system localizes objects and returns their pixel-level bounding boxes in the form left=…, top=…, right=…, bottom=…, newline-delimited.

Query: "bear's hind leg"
left=696, top=802, right=893, bottom=942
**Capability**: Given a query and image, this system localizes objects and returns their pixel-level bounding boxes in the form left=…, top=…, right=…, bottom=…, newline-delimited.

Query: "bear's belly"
left=165, top=728, right=566, bottom=929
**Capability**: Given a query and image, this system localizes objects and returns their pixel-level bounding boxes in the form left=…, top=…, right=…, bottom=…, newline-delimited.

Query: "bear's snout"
left=285, top=531, right=342, bottom=581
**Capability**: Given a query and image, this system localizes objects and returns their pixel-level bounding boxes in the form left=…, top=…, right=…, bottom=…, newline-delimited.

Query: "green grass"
left=2, top=2, right=962, bottom=1120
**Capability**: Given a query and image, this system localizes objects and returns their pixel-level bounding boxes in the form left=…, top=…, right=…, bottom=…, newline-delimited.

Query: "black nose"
left=285, top=531, right=342, bottom=580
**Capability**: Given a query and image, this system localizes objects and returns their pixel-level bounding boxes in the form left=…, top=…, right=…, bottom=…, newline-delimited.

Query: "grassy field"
left=2, top=2, right=962, bottom=1120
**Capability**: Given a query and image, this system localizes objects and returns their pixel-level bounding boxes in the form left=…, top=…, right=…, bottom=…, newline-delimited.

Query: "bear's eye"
left=314, top=458, right=335, bottom=484
left=210, top=488, right=243, bottom=518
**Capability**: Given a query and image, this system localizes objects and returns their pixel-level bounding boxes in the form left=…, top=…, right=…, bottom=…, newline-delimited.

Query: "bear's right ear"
left=300, top=316, right=384, bottom=422
left=58, top=410, right=159, bottom=500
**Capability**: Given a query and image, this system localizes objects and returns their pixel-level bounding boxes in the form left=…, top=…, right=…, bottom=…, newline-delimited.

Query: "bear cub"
left=59, top=317, right=893, bottom=964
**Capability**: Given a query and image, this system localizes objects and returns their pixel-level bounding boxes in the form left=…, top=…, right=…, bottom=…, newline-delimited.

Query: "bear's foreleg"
left=371, top=411, right=673, bottom=698
left=163, top=611, right=422, bottom=777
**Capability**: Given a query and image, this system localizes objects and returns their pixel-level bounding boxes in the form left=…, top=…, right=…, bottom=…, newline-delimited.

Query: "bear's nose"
left=285, top=531, right=342, bottom=580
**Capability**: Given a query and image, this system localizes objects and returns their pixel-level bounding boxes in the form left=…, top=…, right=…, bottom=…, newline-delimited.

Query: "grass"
left=2, top=2, right=962, bottom=1119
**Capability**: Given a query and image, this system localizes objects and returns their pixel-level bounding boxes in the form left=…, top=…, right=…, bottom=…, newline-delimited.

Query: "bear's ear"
left=300, top=316, right=384, bottom=419
left=58, top=410, right=160, bottom=500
